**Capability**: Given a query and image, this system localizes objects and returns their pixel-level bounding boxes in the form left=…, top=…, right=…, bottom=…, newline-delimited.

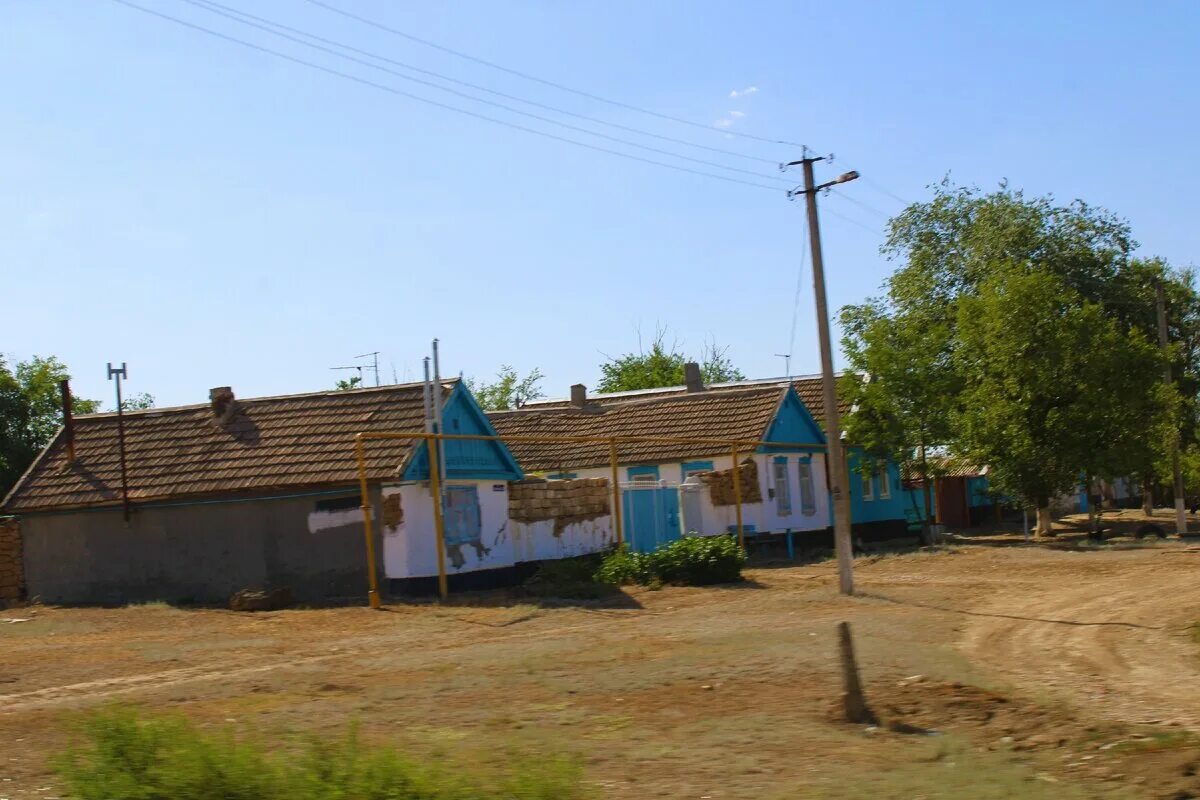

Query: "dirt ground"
left=5, top=511, right=1200, bottom=799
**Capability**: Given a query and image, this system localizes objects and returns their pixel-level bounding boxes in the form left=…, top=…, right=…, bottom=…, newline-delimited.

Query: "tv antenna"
left=355, top=351, right=381, bottom=387
left=774, top=353, right=792, bottom=378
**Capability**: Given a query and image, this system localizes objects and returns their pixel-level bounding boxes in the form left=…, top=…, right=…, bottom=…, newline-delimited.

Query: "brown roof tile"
left=522, top=375, right=849, bottom=421
left=3, top=382, right=454, bottom=513
left=489, top=386, right=791, bottom=473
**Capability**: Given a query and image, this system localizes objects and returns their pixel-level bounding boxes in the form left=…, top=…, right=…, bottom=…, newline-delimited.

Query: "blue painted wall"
left=846, top=449, right=907, bottom=524
left=402, top=384, right=523, bottom=481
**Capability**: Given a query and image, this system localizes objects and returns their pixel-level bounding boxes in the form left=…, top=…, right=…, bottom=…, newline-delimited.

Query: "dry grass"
left=3, top=544, right=1200, bottom=797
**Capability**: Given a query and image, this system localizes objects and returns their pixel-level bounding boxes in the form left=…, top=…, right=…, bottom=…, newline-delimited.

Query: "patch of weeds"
left=1111, top=730, right=1198, bottom=754
left=55, top=705, right=589, bottom=800
left=522, top=555, right=618, bottom=599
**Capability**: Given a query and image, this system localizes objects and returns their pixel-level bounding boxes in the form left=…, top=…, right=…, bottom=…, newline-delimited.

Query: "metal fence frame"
left=354, top=431, right=825, bottom=606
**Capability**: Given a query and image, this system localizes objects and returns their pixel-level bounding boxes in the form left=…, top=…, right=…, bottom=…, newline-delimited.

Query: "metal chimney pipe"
left=60, top=379, right=76, bottom=463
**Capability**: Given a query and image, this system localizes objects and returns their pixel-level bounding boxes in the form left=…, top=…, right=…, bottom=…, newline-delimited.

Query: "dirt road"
left=3, top=542, right=1200, bottom=798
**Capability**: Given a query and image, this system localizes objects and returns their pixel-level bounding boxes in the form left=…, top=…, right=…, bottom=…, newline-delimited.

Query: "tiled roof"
left=488, top=386, right=791, bottom=472
left=3, top=382, right=453, bottom=513
left=900, top=456, right=987, bottom=483
left=522, top=375, right=849, bottom=421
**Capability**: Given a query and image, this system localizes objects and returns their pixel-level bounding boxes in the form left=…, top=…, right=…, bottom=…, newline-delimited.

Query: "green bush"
left=649, top=534, right=746, bottom=585
left=593, top=546, right=654, bottom=586
left=595, top=535, right=745, bottom=587
left=56, top=707, right=587, bottom=800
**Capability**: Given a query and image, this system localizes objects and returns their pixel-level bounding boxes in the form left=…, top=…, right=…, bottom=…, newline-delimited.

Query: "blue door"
left=444, top=485, right=482, bottom=545
left=622, top=485, right=681, bottom=553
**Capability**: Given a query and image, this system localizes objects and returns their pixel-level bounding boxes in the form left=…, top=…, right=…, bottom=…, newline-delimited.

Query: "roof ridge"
left=74, top=379, right=457, bottom=420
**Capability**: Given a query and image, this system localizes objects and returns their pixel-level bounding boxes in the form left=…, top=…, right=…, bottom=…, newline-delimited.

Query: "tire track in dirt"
left=957, top=551, right=1200, bottom=728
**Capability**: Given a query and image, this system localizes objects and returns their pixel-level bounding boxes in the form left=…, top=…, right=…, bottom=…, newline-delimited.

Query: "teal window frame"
left=680, top=460, right=714, bottom=480
left=627, top=465, right=660, bottom=483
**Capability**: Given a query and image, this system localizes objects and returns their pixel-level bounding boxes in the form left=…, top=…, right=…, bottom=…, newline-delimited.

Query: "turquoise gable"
left=402, top=384, right=524, bottom=481
left=760, top=388, right=827, bottom=452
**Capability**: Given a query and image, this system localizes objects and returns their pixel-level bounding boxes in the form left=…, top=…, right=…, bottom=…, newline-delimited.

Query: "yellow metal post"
left=609, top=439, right=623, bottom=547
left=731, top=444, right=745, bottom=549
left=355, top=436, right=382, bottom=609
left=426, top=434, right=450, bottom=600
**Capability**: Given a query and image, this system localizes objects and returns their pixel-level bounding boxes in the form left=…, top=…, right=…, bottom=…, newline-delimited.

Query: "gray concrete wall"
left=18, top=487, right=385, bottom=605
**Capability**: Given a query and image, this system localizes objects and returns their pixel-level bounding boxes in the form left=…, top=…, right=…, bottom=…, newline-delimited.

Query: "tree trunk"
left=1086, top=477, right=1099, bottom=538
left=1035, top=503, right=1054, bottom=538
left=1142, top=479, right=1154, bottom=516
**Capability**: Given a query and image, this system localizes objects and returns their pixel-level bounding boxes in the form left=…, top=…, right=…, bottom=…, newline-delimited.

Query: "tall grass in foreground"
left=56, top=706, right=586, bottom=800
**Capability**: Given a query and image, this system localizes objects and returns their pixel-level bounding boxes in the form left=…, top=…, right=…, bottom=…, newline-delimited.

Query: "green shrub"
left=593, top=546, right=654, bottom=586
left=648, top=534, right=746, bottom=585
left=55, top=707, right=587, bottom=800
left=596, top=535, right=745, bottom=587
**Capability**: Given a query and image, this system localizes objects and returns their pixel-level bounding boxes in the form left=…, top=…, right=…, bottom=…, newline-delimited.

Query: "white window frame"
left=797, top=459, right=817, bottom=516
left=877, top=460, right=891, bottom=500
left=861, top=466, right=874, bottom=501
left=773, top=459, right=792, bottom=516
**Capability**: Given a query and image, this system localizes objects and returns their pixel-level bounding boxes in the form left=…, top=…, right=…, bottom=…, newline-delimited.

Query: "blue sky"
left=4, top=1, right=1198, bottom=408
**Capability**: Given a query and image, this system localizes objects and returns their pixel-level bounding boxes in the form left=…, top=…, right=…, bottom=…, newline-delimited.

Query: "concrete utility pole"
left=1156, top=280, right=1188, bottom=535
left=787, top=154, right=859, bottom=595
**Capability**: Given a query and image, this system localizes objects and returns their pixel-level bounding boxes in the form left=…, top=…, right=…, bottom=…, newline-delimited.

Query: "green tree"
left=0, top=356, right=100, bottom=497
left=840, top=301, right=959, bottom=523
left=118, top=392, right=155, bottom=411
left=597, top=330, right=744, bottom=392
left=861, top=179, right=1185, bottom=530
left=466, top=366, right=545, bottom=411
left=954, top=266, right=1164, bottom=535
left=333, top=376, right=362, bottom=391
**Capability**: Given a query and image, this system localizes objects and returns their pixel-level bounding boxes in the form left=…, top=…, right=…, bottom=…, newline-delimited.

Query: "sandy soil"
left=4, top=522, right=1200, bottom=798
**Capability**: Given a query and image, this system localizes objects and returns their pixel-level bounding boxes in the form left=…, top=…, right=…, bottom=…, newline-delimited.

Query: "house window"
left=861, top=465, right=874, bottom=501
left=681, top=461, right=714, bottom=480
left=797, top=459, right=817, bottom=516
left=773, top=458, right=792, bottom=516
left=877, top=461, right=891, bottom=500
left=627, top=465, right=660, bottom=485
left=547, top=472, right=577, bottom=480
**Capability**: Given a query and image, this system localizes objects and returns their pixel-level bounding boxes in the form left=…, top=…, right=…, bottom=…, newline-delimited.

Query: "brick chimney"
left=684, top=362, right=704, bottom=393
left=210, top=386, right=238, bottom=423
left=570, top=383, right=587, bottom=408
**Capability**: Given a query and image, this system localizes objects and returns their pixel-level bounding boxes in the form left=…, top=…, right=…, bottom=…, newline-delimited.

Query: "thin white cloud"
left=714, top=118, right=734, bottom=128
left=729, top=86, right=759, bottom=99
left=729, top=110, right=745, bottom=118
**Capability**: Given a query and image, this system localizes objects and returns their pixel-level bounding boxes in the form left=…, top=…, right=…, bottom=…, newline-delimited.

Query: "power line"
left=303, top=0, right=805, bottom=149
left=175, top=0, right=794, bottom=185
left=185, top=0, right=786, bottom=167
left=111, top=0, right=786, bottom=193
left=827, top=188, right=893, bottom=220
left=787, top=212, right=810, bottom=372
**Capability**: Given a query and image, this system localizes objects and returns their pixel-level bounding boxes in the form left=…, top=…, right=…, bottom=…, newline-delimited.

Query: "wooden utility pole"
left=790, top=154, right=858, bottom=595
left=1156, top=280, right=1188, bottom=535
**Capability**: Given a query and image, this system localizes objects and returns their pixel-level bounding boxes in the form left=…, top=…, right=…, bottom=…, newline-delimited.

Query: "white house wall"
left=382, top=452, right=831, bottom=580
left=565, top=452, right=830, bottom=537
left=510, top=516, right=616, bottom=563
left=383, top=481, right=515, bottom=579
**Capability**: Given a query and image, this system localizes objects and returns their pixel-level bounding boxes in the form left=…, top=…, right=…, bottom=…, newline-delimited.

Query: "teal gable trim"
left=760, top=388, right=827, bottom=453
left=402, top=383, right=524, bottom=482
left=680, top=461, right=714, bottom=479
